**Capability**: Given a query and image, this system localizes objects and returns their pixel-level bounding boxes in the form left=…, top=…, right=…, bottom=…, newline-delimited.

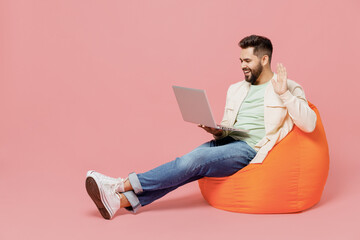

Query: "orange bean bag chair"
left=198, top=102, right=329, bottom=213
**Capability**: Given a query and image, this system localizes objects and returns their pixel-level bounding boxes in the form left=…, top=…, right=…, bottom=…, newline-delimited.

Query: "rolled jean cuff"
left=128, top=172, right=143, bottom=194
left=122, top=191, right=141, bottom=213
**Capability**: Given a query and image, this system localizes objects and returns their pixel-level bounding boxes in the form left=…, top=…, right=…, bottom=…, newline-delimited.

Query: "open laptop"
left=172, top=85, right=249, bottom=133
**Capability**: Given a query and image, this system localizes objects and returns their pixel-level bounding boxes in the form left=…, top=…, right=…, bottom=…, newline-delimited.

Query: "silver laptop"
left=172, top=86, right=249, bottom=133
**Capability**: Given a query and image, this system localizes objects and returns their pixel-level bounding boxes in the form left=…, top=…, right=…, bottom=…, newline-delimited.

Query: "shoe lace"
left=104, top=176, right=126, bottom=192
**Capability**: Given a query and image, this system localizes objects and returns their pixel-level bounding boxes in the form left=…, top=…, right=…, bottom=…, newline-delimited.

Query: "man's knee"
left=182, top=149, right=212, bottom=169
left=175, top=156, right=195, bottom=171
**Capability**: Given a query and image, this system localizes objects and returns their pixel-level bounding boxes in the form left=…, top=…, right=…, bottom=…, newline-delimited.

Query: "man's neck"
left=253, top=69, right=274, bottom=85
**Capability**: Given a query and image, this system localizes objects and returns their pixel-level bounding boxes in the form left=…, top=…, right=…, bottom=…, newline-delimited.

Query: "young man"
left=85, top=35, right=317, bottom=220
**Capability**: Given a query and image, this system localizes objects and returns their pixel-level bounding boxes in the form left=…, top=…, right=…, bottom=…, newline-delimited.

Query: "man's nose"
left=241, top=62, right=247, bottom=69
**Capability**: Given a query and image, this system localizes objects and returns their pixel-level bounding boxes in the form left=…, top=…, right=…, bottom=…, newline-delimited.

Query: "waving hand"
left=271, top=63, right=288, bottom=95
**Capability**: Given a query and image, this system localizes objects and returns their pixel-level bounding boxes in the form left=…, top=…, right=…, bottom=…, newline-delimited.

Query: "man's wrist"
left=213, top=131, right=223, bottom=137
left=279, top=90, right=293, bottom=103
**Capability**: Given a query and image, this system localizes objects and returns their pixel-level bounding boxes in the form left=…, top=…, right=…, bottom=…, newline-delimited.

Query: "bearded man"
left=85, top=35, right=317, bottom=219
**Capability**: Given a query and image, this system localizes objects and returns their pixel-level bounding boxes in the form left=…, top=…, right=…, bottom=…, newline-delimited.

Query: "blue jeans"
left=122, top=136, right=257, bottom=212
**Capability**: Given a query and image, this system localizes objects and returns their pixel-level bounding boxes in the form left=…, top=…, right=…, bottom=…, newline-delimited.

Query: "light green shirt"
left=229, top=81, right=269, bottom=149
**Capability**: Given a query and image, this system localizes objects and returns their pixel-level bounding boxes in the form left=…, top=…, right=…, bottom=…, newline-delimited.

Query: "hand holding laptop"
left=198, top=124, right=223, bottom=137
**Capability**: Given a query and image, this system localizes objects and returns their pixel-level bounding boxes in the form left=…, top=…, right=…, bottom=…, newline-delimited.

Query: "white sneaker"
left=85, top=170, right=126, bottom=219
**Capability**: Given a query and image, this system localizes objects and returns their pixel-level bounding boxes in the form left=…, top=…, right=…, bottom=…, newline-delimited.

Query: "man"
left=85, top=35, right=317, bottom=220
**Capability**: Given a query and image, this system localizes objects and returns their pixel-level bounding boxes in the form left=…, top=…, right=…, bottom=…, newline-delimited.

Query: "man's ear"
left=261, top=55, right=269, bottom=66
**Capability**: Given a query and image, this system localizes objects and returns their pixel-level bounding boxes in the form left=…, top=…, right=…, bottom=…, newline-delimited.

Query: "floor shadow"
left=306, top=152, right=358, bottom=211
left=86, top=207, right=131, bottom=219
left=85, top=209, right=105, bottom=219
left=314, top=158, right=346, bottom=205
left=135, top=193, right=208, bottom=214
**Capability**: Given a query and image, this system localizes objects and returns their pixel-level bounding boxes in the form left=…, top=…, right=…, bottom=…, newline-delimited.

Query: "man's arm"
left=271, top=63, right=317, bottom=133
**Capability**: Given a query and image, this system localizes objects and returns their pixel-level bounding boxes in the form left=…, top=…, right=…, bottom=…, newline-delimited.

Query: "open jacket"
left=214, top=73, right=317, bottom=164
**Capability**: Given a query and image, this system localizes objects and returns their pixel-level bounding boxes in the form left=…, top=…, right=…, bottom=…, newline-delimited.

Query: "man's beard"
left=244, top=64, right=263, bottom=84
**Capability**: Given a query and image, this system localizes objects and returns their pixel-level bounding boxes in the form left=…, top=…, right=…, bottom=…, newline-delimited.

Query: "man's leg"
left=122, top=137, right=256, bottom=211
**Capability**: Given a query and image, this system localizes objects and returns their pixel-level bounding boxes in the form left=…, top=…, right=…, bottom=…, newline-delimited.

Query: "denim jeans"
left=122, top=136, right=257, bottom=212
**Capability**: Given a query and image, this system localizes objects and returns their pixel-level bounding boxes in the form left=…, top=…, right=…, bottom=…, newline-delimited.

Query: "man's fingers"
left=280, top=65, right=287, bottom=81
left=277, top=63, right=282, bottom=78
left=276, top=63, right=281, bottom=74
left=280, top=63, right=287, bottom=75
left=277, top=63, right=287, bottom=83
left=273, top=63, right=288, bottom=95
left=198, top=124, right=209, bottom=130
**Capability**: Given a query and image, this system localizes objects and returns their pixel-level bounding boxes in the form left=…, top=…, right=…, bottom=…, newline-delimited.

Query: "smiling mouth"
left=243, top=69, right=251, bottom=76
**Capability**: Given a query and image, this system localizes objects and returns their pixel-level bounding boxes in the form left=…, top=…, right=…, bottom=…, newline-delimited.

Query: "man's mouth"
left=243, top=69, right=251, bottom=76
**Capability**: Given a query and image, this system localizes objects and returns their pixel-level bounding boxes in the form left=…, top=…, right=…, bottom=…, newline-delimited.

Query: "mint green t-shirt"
left=229, top=81, right=269, bottom=150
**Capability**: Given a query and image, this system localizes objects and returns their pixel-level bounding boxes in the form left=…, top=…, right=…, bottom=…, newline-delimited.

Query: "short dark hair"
left=238, top=35, right=273, bottom=63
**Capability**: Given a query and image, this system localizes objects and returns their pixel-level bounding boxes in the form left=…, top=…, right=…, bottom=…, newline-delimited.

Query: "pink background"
left=1, top=0, right=359, bottom=239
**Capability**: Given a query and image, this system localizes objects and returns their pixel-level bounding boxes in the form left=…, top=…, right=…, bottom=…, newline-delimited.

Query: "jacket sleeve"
left=278, top=85, right=317, bottom=133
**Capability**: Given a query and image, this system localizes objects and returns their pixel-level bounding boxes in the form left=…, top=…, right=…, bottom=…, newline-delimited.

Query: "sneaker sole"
left=85, top=176, right=112, bottom=220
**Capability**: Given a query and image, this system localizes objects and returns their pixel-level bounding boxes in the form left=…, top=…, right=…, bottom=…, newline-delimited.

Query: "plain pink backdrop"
left=1, top=0, right=359, bottom=239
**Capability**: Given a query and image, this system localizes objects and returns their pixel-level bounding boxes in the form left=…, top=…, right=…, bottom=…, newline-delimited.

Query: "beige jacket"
left=215, top=73, right=317, bottom=164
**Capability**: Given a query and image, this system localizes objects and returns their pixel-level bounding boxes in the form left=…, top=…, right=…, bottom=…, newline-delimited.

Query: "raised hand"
left=271, top=63, right=288, bottom=95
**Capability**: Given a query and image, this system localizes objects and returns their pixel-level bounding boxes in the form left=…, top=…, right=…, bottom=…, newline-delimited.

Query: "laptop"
left=172, top=85, right=249, bottom=133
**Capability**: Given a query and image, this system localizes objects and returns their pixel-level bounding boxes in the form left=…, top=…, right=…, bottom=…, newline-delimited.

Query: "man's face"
left=239, top=47, right=263, bottom=84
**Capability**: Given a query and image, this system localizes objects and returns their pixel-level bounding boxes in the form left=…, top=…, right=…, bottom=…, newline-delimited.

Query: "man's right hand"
left=198, top=124, right=223, bottom=136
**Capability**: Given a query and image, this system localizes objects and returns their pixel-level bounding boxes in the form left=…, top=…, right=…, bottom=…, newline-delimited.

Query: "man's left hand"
left=271, top=63, right=288, bottom=95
